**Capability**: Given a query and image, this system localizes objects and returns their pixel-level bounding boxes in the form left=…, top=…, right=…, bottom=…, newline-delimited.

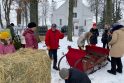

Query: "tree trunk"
left=30, top=0, right=39, bottom=41
left=105, top=0, right=112, bottom=25
left=0, top=4, right=4, bottom=28
left=16, top=1, right=22, bottom=26
left=30, top=0, right=38, bottom=25
left=95, top=0, right=98, bottom=25
left=2, top=0, right=12, bottom=26
left=67, top=0, right=74, bottom=41
left=16, top=9, right=22, bottom=25
left=24, top=2, right=28, bottom=27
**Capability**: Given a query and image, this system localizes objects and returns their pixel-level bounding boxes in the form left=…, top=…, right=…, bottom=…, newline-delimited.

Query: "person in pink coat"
left=23, top=22, right=38, bottom=49
left=0, top=32, right=15, bottom=55
left=3, top=38, right=15, bottom=54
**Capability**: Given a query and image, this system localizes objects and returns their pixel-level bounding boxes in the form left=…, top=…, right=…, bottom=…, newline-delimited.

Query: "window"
left=73, top=13, right=77, bottom=18
left=74, top=0, right=77, bottom=7
left=60, top=19, right=62, bottom=25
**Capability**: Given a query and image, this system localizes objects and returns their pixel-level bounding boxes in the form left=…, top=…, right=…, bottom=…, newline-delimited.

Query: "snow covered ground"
left=38, top=36, right=124, bottom=83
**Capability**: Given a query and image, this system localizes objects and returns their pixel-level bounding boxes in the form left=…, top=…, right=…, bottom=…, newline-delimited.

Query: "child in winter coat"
left=3, top=38, right=15, bottom=54
left=0, top=31, right=15, bottom=55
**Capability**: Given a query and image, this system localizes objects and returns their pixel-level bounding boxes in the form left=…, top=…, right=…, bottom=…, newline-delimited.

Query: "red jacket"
left=45, top=29, right=64, bottom=49
left=23, top=28, right=38, bottom=49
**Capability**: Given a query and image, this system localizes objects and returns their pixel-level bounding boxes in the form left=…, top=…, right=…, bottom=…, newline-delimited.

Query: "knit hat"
left=93, top=23, right=96, bottom=27
left=0, top=32, right=10, bottom=40
left=28, top=22, right=36, bottom=28
left=59, top=68, right=69, bottom=79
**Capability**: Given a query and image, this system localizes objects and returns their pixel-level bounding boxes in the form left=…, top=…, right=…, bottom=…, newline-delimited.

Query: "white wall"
left=52, top=0, right=94, bottom=32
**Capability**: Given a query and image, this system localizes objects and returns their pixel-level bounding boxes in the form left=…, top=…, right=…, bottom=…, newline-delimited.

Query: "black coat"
left=65, top=68, right=91, bottom=83
left=89, top=28, right=99, bottom=44
left=101, top=29, right=109, bottom=43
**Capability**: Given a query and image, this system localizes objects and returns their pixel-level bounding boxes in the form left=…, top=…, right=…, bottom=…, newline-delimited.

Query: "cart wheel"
left=58, top=54, right=66, bottom=71
left=58, top=52, right=70, bottom=71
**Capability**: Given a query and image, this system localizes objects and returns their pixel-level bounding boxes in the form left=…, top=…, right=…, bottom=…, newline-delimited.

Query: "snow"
left=38, top=36, right=124, bottom=83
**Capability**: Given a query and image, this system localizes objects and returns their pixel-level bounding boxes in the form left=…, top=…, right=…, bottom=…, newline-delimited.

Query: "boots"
left=53, top=66, right=59, bottom=70
left=116, top=69, right=122, bottom=73
left=107, top=70, right=116, bottom=75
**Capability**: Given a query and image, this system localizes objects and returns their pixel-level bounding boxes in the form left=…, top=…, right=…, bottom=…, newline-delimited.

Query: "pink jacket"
left=0, top=43, right=4, bottom=54
left=4, top=44, right=15, bottom=54
left=23, top=28, right=38, bottom=49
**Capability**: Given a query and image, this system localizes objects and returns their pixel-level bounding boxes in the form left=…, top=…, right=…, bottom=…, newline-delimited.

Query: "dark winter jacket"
left=23, top=28, right=38, bottom=49
left=89, top=28, right=99, bottom=44
left=65, top=68, right=91, bottom=83
left=7, top=25, right=15, bottom=40
left=45, top=28, right=64, bottom=49
left=101, top=29, right=109, bottom=43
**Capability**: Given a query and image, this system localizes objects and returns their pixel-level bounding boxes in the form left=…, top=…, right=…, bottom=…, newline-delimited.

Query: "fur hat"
left=59, top=68, right=69, bottom=79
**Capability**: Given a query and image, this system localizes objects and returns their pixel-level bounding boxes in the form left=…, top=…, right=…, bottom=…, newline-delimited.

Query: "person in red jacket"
left=23, top=22, right=38, bottom=49
left=45, top=24, right=64, bottom=70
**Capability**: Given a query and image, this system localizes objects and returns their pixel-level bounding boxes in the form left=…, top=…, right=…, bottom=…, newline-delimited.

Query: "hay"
left=0, top=48, right=51, bottom=83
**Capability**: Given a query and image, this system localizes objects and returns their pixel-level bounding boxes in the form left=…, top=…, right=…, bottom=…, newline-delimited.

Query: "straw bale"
left=0, top=48, right=51, bottom=83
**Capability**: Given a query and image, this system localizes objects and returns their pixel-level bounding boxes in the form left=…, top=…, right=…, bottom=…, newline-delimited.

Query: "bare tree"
left=87, top=0, right=104, bottom=24
left=40, top=0, right=49, bottom=26
left=105, top=0, right=112, bottom=24
left=2, top=0, right=13, bottom=26
left=67, top=0, right=74, bottom=41
left=112, top=0, right=122, bottom=23
left=0, top=4, right=4, bottom=28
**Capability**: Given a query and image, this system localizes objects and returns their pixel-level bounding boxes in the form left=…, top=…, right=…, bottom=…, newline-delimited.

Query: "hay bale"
left=0, top=48, right=51, bottom=83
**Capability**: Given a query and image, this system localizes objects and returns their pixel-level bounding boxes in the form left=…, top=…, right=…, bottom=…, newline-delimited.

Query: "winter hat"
left=0, top=32, right=10, bottom=40
left=112, top=23, right=124, bottom=32
left=28, top=22, right=36, bottom=28
left=59, top=68, right=69, bottom=79
left=51, top=23, right=57, bottom=28
left=93, top=23, right=96, bottom=27
left=10, top=23, right=14, bottom=26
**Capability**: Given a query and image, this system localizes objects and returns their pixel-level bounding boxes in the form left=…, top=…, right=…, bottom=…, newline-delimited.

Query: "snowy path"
left=38, top=36, right=124, bottom=83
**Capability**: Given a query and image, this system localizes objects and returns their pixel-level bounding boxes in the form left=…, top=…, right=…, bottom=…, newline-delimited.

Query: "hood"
left=23, top=28, right=34, bottom=36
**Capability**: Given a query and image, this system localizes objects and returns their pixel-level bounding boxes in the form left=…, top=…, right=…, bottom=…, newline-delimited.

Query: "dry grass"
left=0, top=48, right=51, bottom=83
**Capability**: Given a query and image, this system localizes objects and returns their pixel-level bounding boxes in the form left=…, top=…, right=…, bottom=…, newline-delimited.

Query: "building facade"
left=51, top=0, right=94, bottom=35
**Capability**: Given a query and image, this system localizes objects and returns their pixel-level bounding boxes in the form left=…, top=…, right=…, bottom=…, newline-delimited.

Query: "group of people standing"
left=45, top=22, right=124, bottom=83
left=77, top=22, right=124, bottom=76
left=1, top=21, right=124, bottom=82
left=0, top=22, right=38, bottom=55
